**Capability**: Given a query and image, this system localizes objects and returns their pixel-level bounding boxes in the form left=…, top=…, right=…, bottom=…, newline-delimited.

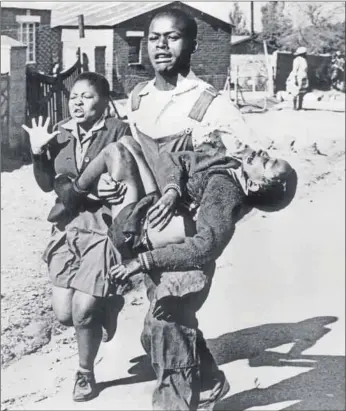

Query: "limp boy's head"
left=243, top=150, right=298, bottom=211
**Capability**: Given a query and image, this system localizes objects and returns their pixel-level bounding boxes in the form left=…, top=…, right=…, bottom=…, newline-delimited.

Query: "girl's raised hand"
left=22, top=116, right=59, bottom=155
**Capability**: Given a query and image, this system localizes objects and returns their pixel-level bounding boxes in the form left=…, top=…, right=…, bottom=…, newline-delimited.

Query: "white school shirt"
left=127, top=71, right=260, bottom=155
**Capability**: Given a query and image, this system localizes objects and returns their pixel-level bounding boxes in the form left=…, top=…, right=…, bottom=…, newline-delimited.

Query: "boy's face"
left=148, top=15, right=194, bottom=74
left=242, top=151, right=291, bottom=186
left=69, top=80, right=106, bottom=126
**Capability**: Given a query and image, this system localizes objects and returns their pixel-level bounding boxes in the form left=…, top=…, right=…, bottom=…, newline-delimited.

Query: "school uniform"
left=32, top=116, right=130, bottom=298
left=125, top=72, right=254, bottom=410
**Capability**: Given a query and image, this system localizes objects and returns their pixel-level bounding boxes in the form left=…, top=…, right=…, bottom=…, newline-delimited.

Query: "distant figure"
left=330, top=51, right=345, bottom=92
left=82, top=52, right=90, bottom=72
left=51, top=62, right=61, bottom=77
left=287, top=46, right=309, bottom=110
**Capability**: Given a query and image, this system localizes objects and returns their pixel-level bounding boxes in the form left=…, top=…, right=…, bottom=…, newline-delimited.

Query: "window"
left=19, top=22, right=36, bottom=63
left=126, top=31, right=144, bottom=66
left=16, top=15, right=41, bottom=63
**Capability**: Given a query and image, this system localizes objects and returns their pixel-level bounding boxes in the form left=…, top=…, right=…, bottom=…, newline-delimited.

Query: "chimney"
left=250, top=1, right=255, bottom=36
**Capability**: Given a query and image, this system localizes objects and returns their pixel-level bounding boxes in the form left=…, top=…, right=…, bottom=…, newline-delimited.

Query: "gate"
left=0, top=73, right=10, bottom=146
left=26, top=53, right=82, bottom=124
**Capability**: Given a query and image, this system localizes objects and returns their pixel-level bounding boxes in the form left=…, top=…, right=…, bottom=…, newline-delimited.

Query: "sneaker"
left=198, top=370, right=230, bottom=410
left=101, top=295, right=125, bottom=343
left=73, top=370, right=98, bottom=402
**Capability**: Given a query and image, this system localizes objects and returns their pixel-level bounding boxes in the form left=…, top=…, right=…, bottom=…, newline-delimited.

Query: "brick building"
left=51, top=1, right=234, bottom=96
left=1, top=5, right=60, bottom=74
left=1, top=2, right=233, bottom=95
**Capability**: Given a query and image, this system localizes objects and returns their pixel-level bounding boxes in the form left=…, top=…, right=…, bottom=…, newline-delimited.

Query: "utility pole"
left=250, top=1, right=255, bottom=36
left=77, top=14, right=88, bottom=71
left=78, top=14, right=85, bottom=39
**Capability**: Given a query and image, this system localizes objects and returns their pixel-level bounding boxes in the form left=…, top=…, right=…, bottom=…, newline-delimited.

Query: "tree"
left=282, top=2, right=345, bottom=53
left=259, top=1, right=294, bottom=50
left=229, top=2, right=249, bottom=36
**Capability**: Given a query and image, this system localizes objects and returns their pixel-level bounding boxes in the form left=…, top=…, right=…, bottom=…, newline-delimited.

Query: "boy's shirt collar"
left=138, top=70, right=201, bottom=98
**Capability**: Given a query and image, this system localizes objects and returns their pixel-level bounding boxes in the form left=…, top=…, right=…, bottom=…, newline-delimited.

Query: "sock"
left=78, top=366, right=94, bottom=375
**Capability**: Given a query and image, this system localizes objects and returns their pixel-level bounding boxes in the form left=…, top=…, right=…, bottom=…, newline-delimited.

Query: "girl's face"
left=69, top=80, right=107, bottom=126
left=148, top=15, right=194, bottom=75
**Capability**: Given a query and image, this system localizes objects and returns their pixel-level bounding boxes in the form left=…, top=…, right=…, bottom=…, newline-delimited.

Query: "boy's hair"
left=151, top=8, right=198, bottom=41
left=248, top=168, right=298, bottom=212
left=73, top=72, right=110, bottom=99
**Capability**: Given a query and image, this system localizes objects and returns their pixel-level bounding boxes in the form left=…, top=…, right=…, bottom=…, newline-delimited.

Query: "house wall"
left=61, top=28, right=113, bottom=89
left=113, top=3, right=232, bottom=96
left=230, top=55, right=269, bottom=92
left=0, top=7, right=61, bottom=74
left=231, top=39, right=266, bottom=55
left=229, top=39, right=276, bottom=92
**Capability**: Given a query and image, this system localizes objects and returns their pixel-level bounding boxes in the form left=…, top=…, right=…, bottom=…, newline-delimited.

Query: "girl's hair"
left=73, top=72, right=110, bottom=99
left=151, top=8, right=198, bottom=41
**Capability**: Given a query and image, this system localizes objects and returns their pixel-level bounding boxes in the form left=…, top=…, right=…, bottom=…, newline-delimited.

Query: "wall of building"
left=1, top=7, right=61, bottom=74
left=230, top=54, right=269, bottom=92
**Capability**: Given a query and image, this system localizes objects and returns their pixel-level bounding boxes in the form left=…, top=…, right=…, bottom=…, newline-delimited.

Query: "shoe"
left=101, top=295, right=125, bottom=343
left=73, top=370, right=98, bottom=402
left=198, top=370, right=230, bottom=410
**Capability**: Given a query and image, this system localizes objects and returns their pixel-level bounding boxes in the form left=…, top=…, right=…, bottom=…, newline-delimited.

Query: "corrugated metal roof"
left=51, top=2, right=171, bottom=27
left=1, top=2, right=53, bottom=10
left=50, top=1, right=233, bottom=28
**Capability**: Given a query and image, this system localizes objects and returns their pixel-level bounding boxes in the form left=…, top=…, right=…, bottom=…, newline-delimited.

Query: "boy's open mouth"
left=155, top=53, right=172, bottom=63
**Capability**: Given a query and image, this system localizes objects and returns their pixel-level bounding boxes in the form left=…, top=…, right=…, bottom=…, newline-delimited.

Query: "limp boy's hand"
left=147, top=189, right=179, bottom=231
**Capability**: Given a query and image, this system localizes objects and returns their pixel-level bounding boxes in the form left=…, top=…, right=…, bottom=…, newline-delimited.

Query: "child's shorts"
left=43, top=207, right=122, bottom=297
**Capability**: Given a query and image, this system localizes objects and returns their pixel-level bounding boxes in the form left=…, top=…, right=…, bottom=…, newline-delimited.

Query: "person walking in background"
left=288, top=46, right=309, bottom=110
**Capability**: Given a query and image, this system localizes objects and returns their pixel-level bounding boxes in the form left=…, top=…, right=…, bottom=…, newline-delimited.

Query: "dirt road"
left=1, top=109, right=345, bottom=410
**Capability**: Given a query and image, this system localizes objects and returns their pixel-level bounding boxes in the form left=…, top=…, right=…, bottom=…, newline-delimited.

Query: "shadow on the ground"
left=215, top=352, right=345, bottom=411
left=212, top=316, right=345, bottom=411
left=96, top=354, right=156, bottom=392
left=97, top=315, right=343, bottom=407
left=207, top=316, right=338, bottom=365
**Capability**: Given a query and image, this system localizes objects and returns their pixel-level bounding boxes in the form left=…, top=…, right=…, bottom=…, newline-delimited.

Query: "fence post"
left=263, top=40, right=274, bottom=96
left=235, top=65, right=239, bottom=106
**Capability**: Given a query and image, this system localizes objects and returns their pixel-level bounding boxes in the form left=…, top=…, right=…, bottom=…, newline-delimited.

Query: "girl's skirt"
left=43, top=205, right=121, bottom=298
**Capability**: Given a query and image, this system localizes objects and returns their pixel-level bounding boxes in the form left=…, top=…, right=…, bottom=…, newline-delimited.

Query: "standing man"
left=126, top=8, right=259, bottom=410
left=289, top=46, right=309, bottom=110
